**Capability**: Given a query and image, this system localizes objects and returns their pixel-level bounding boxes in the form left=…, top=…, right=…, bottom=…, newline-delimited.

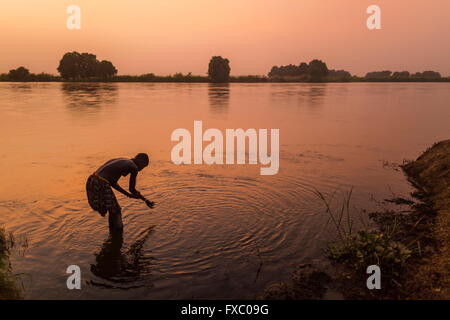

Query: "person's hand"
left=144, top=199, right=155, bottom=208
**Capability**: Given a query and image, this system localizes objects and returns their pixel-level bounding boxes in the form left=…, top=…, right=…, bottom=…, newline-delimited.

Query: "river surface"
left=0, top=82, right=449, bottom=299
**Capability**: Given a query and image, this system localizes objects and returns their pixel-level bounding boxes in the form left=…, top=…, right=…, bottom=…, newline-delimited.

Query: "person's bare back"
left=96, top=158, right=139, bottom=189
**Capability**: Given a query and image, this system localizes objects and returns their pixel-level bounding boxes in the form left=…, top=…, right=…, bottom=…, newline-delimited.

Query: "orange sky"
left=1, top=0, right=450, bottom=76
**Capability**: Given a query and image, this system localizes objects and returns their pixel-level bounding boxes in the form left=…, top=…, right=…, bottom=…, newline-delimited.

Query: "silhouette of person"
left=86, top=153, right=153, bottom=231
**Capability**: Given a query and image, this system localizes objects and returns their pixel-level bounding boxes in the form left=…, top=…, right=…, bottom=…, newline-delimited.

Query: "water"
left=0, top=82, right=449, bottom=299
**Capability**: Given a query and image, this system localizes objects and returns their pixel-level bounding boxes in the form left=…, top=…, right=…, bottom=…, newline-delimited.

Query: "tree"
left=78, top=53, right=99, bottom=78
left=268, top=66, right=280, bottom=77
left=268, top=62, right=309, bottom=79
left=208, top=56, right=230, bottom=83
left=411, top=71, right=441, bottom=80
left=268, top=60, right=329, bottom=81
left=8, top=66, right=30, bottom=81
left=307, top=59, right=329, bottom=82
left=392, top=71, right=410, bottom=80
left=421, top=71, right=441, bottom=80
left=57, top=52, right=81, bottom=79
left=328, top=69, right=352, bottom=81
left=57, top=51, right=118, bottom=79
left=97, top=60, right=118, bottom=78
left=298, top=62, right=309, bottom=75
left=365, top=71, right=392, bottom=80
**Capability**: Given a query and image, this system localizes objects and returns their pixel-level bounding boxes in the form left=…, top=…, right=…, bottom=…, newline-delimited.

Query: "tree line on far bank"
left=268, top=59, right=346, bottom=82
left=268, top=60, right=445, bottom=82
left=364, top=70, right=442, bottom=81
left=0, top=52, right=233, bottom=82
left=0, top=51, right=448, bottom=83
left=1, top=52, right=118, bottom=82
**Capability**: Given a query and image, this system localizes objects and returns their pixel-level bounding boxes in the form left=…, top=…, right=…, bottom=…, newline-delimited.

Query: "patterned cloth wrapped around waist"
left=86, top=173, right=120, bottom=217
left=93, top=173, right=110, bottom=184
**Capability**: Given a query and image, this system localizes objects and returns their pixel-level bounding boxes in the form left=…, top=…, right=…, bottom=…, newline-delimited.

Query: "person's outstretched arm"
left=128, top=171, right=144, bottom=199
left=111, top=182, right=138, bottom=198
left=128, top=173, right=154, bottom=207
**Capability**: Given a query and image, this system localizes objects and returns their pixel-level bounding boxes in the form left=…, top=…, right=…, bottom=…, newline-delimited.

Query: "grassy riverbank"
left=260, top=140, right=450, bottom=300
left=0, top=228, right=22, bottom=300
left=400, top=140, right=450, bottom=298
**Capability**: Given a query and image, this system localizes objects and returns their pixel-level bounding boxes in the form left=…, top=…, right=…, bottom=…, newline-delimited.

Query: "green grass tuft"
left=314, top=188, right=413, bottom=272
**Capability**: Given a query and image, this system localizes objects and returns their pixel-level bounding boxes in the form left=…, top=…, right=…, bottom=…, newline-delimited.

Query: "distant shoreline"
left=3, top=53, right=449, bottom=83
left=1, top=78, right=450, bottom=83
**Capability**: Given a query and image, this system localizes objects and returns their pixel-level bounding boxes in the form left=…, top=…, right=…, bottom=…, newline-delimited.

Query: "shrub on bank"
left=0, top=228, right=22, bottom=300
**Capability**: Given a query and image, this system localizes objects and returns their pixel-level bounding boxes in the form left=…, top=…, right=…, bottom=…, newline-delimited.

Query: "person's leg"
left=108, top=207, right=123, bottom=231
left=105, top=185, right=123, bottom=230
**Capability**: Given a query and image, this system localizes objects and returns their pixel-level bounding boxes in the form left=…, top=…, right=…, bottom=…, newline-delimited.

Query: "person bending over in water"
left=86, top=153, right=153, bottom=231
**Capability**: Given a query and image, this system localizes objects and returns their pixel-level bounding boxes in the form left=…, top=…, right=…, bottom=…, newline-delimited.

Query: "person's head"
left=132, top=153, right=149, bottom=171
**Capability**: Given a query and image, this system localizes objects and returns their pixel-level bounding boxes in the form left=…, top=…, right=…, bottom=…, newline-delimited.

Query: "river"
left=0, top=82, right=449, bottom=299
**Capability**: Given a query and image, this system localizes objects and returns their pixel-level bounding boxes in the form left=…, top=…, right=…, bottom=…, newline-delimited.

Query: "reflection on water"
left=0, top=82, right=449, bottom=299
left=270, top=84, right=328, bottom=107
left=208, top=83, right=230, bottom=113
left=61, top=82, right=118, bottom=110
left=305, top=85, right=327, bottom=98
left=90, top=227, right=155, bottom=289
left=8, top=83, right=33, bottom=92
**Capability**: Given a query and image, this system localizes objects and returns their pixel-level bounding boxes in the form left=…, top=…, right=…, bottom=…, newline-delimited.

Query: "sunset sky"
left=1, top=0, right=450, bottom=76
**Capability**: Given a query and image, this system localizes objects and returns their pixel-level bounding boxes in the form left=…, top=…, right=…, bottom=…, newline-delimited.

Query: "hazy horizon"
left=2, top=0, right=450, bottom=76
